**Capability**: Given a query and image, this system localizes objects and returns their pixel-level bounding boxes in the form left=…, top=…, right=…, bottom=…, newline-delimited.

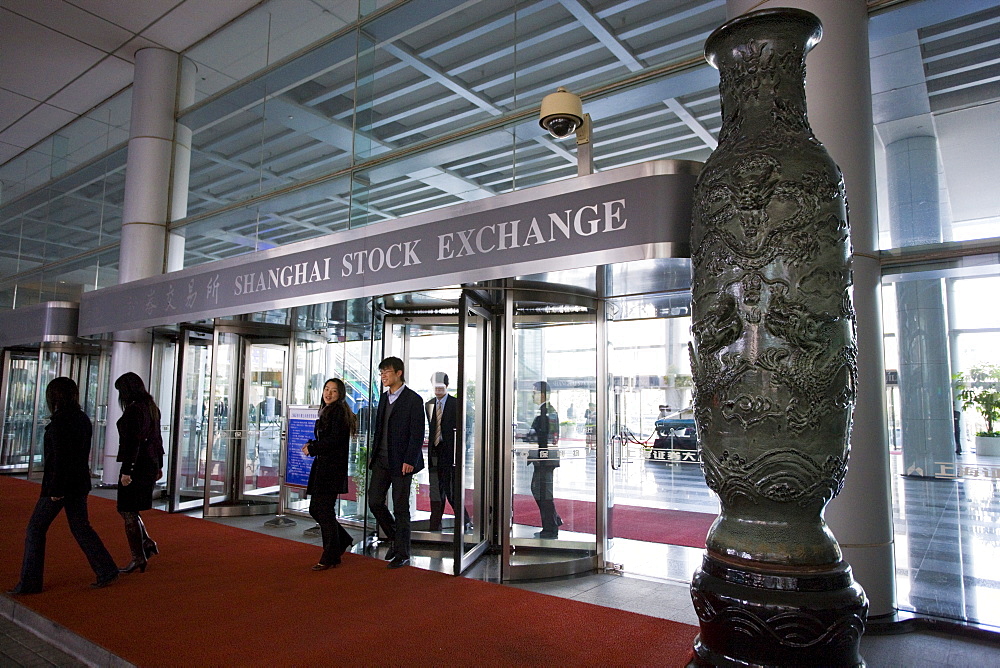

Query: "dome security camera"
left=539, top=87, right=584, bottom=139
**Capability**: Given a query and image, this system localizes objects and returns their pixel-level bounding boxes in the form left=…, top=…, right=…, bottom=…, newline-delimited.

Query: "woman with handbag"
left=8, top=377, right=119, bottom=594
left=302, top=378, right=357, bottom=570
left=114, top=372, right=164, bottom=574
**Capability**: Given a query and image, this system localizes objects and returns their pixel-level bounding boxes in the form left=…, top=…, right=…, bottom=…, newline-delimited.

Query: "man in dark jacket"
left=425, top=372, right=472, bottom=532
left=528, top=380, right=561, bottom=539
left=368, top=357, right=425, bottom=569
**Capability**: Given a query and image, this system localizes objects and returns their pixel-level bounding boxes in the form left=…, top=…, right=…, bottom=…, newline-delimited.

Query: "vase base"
left=691, top=553, right=868, bottom=667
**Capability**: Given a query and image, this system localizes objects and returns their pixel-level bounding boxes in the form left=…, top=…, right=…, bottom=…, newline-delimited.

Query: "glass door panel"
left=83, top=351, right=110, bottom=478
left=382, top=319, right=456, bottom=537
left=508, top=311, right=598, bottom=579
left=27, top=351, right=65, bottom=480
left=0, top=352, right=39, bottom=471
left=455, top=292, right=491, bottom=573
left=206, top=330, right=239, bottom=508
left=203, top=325, right=287, bottom=516
left=604, top=314, right=713, bottom=578
left=244, top=343, right=286, bottom=498
left=342, top=337, right=374, bottom=522
left=381, top=301, right=495, bottom=575
left=284, top=335, right=326, bottom=515
left=171, top=332, right=212, bottom=511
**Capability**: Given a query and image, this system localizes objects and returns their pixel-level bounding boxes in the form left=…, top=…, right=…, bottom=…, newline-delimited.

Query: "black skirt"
left=117, top=478, right=155, bottom=512
left=117, top=456, right=159, bottom=512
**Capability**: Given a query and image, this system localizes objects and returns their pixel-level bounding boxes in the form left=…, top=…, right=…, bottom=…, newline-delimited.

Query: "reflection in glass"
left=512, top=315, right=597, bottom=559
left=0, top=354, right=39, bottom=470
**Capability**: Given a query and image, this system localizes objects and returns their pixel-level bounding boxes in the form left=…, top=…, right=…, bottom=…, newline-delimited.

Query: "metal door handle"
left=611, top=435, right=620, bottom=470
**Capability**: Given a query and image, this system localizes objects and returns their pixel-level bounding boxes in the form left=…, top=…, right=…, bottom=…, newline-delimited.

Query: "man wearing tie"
left=368, top=357, right=425, bottom=569
left=424, top=373, right=470, bottom=531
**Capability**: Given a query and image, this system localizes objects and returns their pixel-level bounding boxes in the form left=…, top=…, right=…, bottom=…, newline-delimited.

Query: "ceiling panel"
left=0, top=103, right=78, bottom=150
left=0, top=8, right=107, bottom=99
left=3, top=0, right=134, bottom=53
left=143, top=0, right=263, bottom=52
left=64, top=0, right=184, bottom=33
left=0, top=90, right=38, bottom=129
left=46, top=56, right=135, bottom=114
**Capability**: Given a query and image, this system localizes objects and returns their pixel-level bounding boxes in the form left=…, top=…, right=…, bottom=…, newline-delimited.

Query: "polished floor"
left=4, top=482, right=1000, bottom=666
left=890, top=451, right=1000, bottom=628
left=522, top=446, right=1000, bottom=630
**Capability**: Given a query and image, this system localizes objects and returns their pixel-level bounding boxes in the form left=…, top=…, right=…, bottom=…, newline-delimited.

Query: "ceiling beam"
left=664, top=98, right=717, bottom=149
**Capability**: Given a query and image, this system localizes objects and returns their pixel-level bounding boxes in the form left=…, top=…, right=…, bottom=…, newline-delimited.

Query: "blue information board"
left=285, top=406, right=318, bottom=488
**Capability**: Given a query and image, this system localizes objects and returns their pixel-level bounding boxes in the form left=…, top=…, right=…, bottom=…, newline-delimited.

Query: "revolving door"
left=168, top=321, right=290, bottom=516
left=0, top=343, right=109, bottom=478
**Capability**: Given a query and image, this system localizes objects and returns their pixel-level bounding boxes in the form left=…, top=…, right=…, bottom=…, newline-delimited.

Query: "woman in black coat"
left=8, top=377, right=119, bottom=594
left=302, top=378, right=357, bottom=570
left=114, top=372, right=164, bottom=574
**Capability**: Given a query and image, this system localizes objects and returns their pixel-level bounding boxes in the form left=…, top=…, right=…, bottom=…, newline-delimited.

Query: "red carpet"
left=401, top=484, right=715, bottom=549
left=1, top=476, right=699, bottom=666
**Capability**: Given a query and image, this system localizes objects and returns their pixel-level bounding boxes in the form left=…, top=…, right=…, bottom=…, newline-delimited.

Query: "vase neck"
left=706, top=11, right=820, bottom=146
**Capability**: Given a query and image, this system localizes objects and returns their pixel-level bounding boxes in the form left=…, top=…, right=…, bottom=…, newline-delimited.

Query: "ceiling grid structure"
left=1, top=0, right=999, bottom=305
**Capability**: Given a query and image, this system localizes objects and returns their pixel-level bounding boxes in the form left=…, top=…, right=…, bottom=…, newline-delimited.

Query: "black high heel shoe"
left=119, top=559, right=147, bottom=574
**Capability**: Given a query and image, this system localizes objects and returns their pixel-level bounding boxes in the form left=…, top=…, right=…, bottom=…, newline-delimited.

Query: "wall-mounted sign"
left=79, top=160, right=698, bottom=335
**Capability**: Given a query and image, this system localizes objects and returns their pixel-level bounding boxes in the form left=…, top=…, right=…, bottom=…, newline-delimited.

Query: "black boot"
left=119, top=512, right=148, bottom=574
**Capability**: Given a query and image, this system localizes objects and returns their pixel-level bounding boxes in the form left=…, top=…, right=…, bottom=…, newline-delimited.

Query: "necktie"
left=434, top=400, right=443, bottom=445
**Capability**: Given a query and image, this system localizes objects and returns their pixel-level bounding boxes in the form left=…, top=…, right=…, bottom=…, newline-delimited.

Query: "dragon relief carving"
left=692, top=161, right=845, bottom=281
left=716, top=39, right=813, bottom=150
left=691, top=143, right=856, bottom=440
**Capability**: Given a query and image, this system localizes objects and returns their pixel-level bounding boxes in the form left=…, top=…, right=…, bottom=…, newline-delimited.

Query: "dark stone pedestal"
left=690, top=553, right=867, bottom=667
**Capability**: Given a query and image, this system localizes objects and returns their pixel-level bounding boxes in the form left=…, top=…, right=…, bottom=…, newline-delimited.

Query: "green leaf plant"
left=955, top=363, right=1000, bottom=437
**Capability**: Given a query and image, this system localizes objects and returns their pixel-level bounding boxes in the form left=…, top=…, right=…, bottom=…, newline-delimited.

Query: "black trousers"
left=308, top=493, right=352, bottom=565
left=368, top=462, right=413, bottom=558
left=18, top=495, right=118, bottom=590
left=530, top=463, right=560, bottom=534
left=432, top=461, right=472, bottom=527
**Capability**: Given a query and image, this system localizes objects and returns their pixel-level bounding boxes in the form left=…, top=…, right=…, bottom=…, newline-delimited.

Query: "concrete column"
left=103, top=48, right=180, bottom=483
left=887, top=135, right=955, bottom=475
left=166, top=57, right=197, bottom=273
left=727, top=0, right=896, bottom=617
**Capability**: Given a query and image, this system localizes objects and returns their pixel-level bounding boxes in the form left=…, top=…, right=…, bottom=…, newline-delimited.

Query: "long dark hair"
left=319, top=378, right=357, bottom=436
left=115, top=372, right=161, bottom=424
left=45, top=376, right=80, bottom=415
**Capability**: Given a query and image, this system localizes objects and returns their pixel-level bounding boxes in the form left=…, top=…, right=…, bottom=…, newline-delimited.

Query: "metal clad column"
left=167, top=56, right=197, bottom=273
left=727, top=0, right=895, bottom=617
left=887, top=136, right=955, bottom=474
left=103, top=48, right=180, bottom=483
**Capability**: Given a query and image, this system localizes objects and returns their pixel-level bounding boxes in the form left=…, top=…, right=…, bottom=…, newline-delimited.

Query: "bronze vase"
left=689, top=8, right=867, bottom=666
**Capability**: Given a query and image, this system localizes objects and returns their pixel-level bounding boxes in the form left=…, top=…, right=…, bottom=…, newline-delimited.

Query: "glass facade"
left=871, top=0, right=1000, bottom=627
left=1, top=0, right=999, bottom=626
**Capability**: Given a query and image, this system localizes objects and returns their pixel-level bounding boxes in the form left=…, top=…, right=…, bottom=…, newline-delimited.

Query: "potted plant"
left=351, top=442, right=369, bottom=517
left=955, top=363, right=1000, bottom=456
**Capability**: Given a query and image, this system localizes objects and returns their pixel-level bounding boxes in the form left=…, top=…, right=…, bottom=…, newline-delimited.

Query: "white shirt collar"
left=387, top=384, right=405, bottom=402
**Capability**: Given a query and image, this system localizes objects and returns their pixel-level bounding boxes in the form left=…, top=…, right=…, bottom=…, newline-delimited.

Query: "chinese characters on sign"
left=935, top=462, right=1000, bottom=480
